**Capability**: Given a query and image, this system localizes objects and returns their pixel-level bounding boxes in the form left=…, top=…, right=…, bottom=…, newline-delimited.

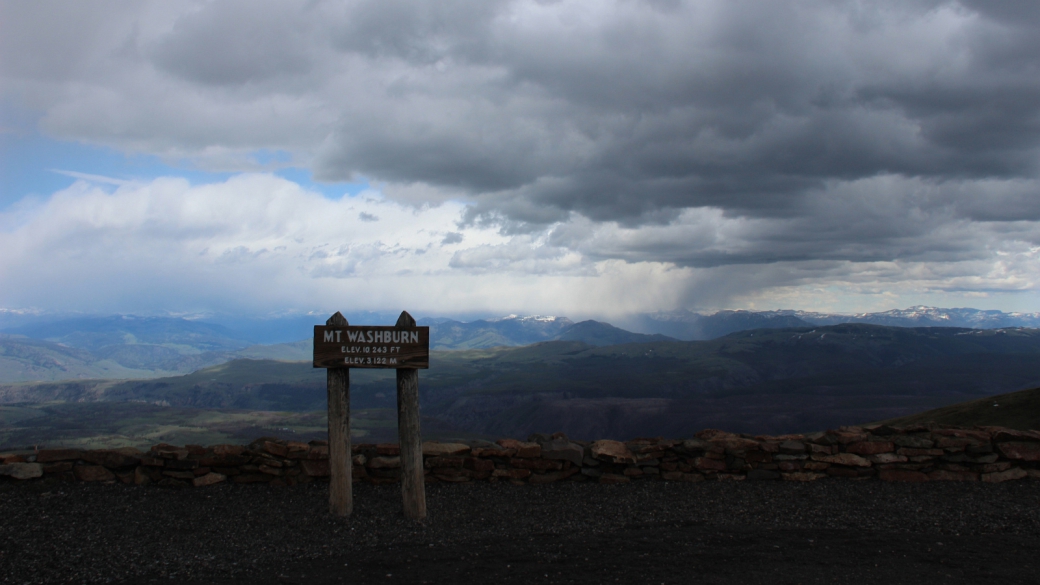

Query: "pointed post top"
left=326, top=312, right=348, bottom=326
left=395, top=310, right=416, bottom=328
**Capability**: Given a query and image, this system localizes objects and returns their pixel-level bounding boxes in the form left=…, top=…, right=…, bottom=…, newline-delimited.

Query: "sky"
left=2, top=0, right=1040, bottom=321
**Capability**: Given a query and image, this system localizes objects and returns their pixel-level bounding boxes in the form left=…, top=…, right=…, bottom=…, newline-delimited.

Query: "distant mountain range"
left=0, top=314, right=669, bottom=382
left=623, top=306, right=1040, bottom=340
left=6, top=323, right=1040, bottom=438
left=1, top=306, right=1038, bottom=384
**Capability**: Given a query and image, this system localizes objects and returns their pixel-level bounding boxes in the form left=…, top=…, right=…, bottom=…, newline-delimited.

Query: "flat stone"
left=993, top=429, right=1040, bottom=443
left=510, top=458, right=563, bottom=471
left=997, top=442, right=1040, bottom=461
left=692, top=457, right=727, bottom=471
left=74, top=465, right=115, bottom=482
left=781, top=472, right=826, bottom=482
left=152, top=446, right=189, bottom=460
left=934, top=437, right=978, bottom=450
left=307, top=445, right=329, bottom=460
left=931, top=429, right=992, bottom=442
left=286, top=441, right=309, bottom=452
left=192, top=472, right=226, bottom=487
left=491, top=468, right=531, bottom=480
left=0, top=462, right=42, bottom=480
left=680, top=438, right=710, bottom=452
left=425, top=456, right=465, bottom=469
left=300, top=460, right=329, bottom=477
left=464, top=457, right=494, bottom=472
left=661, top=471, right=683, bottom=481
left=369, top=456, right=402, bottom=469
left=870, top=453, right=908, bottom=464
left=896, top=448, right=944, bottom=457
left=759, top=442, right=781, bottom=453
left=162, top=470, right=196, bottom=480
left=778, top=441, right=805, bottom=454
left=375, top=443, right=401, bottom=456
left=472, top=447, right=513, bottom=458
left=846, top=441, right=894, bottom=455
left=710, top=437, right=761, bottom=452
left=590, top=440, right=636, bottom=464
left=41, top=460, right=71, bottom=474
left=134, top=466, right=151, bottom=485
left=212, top=444, right=246, bottom=456
left=892, top=435, right=935, bottom=449
left=258, top=464, right=283, bottom=476
left=598, top=473, right=630, bottom=484
left=828, top=431, right=868, bottom=444
left=165, top=458, right=199, bottom=470
left=812, top=453, right=871, bottom=467
left=928, top=470, right=978, bottom=481
left=528, top=468, right=580, bottom=484
left=540, top=439, right=584, bottom=466
left=878, top=469, right=929, bottom=482
left=36, top=449, right=84, bottom=463
left=980, top=461, right=1012, bottom=473
left=263, top=441, right=288, bottom=458
left=422, top=442, right=471, bottom=457
left=982, top=467, right=1029, bottom=483
left=495, top=439, right=540, bottom=458
left=745, top=452, right=773, bottom=464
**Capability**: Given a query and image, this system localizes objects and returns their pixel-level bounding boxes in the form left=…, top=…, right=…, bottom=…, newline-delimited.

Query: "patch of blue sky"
left=0, top=130, right=371, bottom=210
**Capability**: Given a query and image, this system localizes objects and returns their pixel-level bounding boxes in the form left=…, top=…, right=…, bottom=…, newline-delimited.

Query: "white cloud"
left=3, top=173, right=1040, bottom=318
left=3, top=1, right=1040, bottom=316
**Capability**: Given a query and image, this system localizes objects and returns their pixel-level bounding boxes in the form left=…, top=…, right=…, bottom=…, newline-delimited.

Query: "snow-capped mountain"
left=625, top=306, right=1040, bottom=340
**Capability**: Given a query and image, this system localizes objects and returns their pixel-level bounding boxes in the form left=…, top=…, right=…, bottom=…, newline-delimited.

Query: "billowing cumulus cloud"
left=2, top=0, right=1040, bottom=315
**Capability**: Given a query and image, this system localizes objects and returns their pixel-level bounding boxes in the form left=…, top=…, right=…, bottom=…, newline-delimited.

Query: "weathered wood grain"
left=325, top=312, right=352, bottom=517
left=395, top=311, right=426, bottom=521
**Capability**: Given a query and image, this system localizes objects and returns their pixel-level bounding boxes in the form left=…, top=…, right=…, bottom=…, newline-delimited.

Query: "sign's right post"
left=395, top=310, right=426, bottom=520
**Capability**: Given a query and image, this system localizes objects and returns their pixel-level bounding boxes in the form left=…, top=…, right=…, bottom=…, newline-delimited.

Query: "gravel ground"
left=2, top=479, right=1039, bottom=585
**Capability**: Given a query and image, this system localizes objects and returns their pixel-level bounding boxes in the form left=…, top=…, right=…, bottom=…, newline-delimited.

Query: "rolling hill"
left=6, top=323, right=1040, bottom=439
left=875, top=386, right=1040, bottom=430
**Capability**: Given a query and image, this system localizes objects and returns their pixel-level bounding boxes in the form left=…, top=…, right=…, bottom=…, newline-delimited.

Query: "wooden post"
left=326, top=312, right=352, bottom=517
left=396, top=310, right=426, bottom=521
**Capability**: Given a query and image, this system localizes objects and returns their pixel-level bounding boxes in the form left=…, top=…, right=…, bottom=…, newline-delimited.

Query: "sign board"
left=313, top=325, right=430, bottom=369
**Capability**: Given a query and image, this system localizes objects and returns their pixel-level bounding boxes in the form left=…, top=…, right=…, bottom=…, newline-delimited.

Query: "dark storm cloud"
left=4, top=0, right=1040, bottom=278
left=305, top=0, right=1040, bottom=231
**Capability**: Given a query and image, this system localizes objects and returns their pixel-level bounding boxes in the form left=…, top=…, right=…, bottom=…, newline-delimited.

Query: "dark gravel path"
left=2, top=479, right=1039, bottom=585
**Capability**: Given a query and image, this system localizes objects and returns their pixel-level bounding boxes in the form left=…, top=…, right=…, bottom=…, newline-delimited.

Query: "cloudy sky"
left=2, top=0, right=1040, bottom=320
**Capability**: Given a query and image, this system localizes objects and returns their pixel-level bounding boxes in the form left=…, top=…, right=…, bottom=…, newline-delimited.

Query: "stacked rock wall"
left=2, top=424, right=1040, bottom=487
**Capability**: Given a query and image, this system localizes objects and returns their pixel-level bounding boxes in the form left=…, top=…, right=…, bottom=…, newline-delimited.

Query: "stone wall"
left=2, top=424, right=1040, bottom=487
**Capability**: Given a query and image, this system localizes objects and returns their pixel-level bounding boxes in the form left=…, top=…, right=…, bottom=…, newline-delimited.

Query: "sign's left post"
left=324, top=312, right=352, bottom=517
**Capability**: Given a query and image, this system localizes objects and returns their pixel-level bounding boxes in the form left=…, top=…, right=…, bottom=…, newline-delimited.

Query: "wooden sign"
left=313, top=325, right=430, bottom=369
left=319, top=311, right=427, bottom=521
